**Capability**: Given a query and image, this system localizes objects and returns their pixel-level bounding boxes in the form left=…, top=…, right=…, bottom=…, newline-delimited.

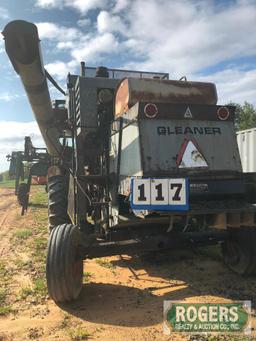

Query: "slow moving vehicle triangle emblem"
left=177, top=139, right=208, bottom=168
left=184, top=106, right=192, bottom=118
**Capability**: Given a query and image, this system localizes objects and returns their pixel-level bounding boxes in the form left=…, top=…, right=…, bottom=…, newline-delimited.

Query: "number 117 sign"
left=131, top=178, right=189, bottom=211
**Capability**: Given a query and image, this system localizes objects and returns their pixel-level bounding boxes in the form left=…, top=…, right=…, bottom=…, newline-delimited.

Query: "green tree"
left=228, top=102, right=256, bottom=131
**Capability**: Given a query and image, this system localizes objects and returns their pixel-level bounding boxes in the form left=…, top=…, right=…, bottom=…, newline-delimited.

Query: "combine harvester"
left=3, top=20, right=256, bottom=303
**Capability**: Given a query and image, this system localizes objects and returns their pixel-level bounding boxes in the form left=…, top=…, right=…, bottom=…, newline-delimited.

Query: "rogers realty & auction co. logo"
left=163, top=301, right=251, bottom=335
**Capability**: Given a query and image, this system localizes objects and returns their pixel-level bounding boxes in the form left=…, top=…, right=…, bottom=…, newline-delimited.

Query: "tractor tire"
left=17, top=183, right=28, bottom=207
left=46, top=223, right=83, bottom=302
left=48, top=175, right=70, bottom=230
left=222, top=228, right=256, bottom=275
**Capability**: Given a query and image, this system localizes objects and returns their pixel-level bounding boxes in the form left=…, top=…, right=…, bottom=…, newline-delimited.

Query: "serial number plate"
left=131, top=178, right=189, bottom=211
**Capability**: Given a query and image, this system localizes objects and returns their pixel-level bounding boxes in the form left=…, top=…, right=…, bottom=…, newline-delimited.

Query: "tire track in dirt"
left=0, top=188, right=18, bottom=256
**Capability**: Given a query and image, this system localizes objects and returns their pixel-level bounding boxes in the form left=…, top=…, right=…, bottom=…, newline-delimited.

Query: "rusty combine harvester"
left=3, top=20, right=256, bottom=303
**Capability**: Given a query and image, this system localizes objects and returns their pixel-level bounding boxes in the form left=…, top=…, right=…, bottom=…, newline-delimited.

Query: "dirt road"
left=0, top=187, right=255, bottom=341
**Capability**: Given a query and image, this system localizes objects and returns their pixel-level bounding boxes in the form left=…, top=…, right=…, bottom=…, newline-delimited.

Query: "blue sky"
left=0, top=0, right=256, bottom=171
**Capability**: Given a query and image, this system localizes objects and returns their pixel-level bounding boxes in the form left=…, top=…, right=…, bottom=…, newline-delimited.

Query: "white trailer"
left=237, top=128, right=256, bottom=172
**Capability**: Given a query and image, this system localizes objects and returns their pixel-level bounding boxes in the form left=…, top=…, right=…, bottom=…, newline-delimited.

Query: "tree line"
left=229, top=102, right=256, bottom=131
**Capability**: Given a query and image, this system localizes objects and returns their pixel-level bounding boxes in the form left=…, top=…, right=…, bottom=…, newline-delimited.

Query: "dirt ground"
left=0, top=186, right=255, bottom=341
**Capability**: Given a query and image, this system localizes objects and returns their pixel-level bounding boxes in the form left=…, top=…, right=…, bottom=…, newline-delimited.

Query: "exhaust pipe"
left=2, top=20, right=62, bottom=156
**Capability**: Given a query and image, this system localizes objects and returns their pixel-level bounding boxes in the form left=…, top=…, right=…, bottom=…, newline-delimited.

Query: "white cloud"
left=0, top=121, right=45, bottom=172
left=36, top=0, right=107, bottom=13
left=32, top=1, right=256, bottom=104
left=45, top=60, right=77, bottom=80
left=36, top=22, right=81, bottom=41
left=71, top=32, right=119, bottom=63
left=121, top=0, right=256, bottom=76
left=197, top=68, right=256, bottom=106
left=0, top=93, right=20, bottom=102
left=97, top=10, right=127, bottom=34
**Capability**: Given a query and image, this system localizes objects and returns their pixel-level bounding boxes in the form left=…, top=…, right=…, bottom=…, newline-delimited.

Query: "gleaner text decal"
left=157, top=126, right=221, bottom=135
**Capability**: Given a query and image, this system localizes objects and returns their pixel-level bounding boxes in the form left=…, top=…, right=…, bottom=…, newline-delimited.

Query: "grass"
left=59, top=314, right=71, bottom=329
left=14, top=229, right=33, bottom=240
left=0, top=289, right=7, bottom=305
left=31, top=187, right=48, bottom=206
left=14, top=258, right=29, bottom=269
left=0, top=261, right=6, bottom=276
left=83, top=272, right=92, bottom=282
left=95, top=258, right=115, bottom=270
left=0, top=305, right=12, bottom=316
left=18, top=278, right=47, bottom=301
left=0, top=179, right=15, bottom=189
left=19, top=286, right=33, bottom=299
left=68, top=327, right=90, bottom=340
left=0, top=289, right=12, bottom=316
left=34, top=237, right=48, bottom=251
left=33, top=278, right=48, bottom=298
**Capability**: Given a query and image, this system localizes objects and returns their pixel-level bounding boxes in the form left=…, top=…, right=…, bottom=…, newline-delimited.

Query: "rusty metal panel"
left=115, top=78, right=218, bottom=117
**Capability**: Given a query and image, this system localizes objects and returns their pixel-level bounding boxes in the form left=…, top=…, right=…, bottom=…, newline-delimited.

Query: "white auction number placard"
left=131, top=178, right=188, bottom=211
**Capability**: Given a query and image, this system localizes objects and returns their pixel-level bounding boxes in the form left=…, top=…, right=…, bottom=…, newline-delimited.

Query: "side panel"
left=75, top=77, right=119, bottom=136
left=110, top=121, right=142, bottom=196
left=237, top=129, right=256, bottom=172
left=140, top=119, right=242, bottom=173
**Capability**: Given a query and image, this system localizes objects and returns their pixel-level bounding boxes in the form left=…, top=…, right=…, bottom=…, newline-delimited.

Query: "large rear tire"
left=48, top=175, right=70, bottom=230
left=46, top=224, right=83, bottom=302
left=222, top=228, right=256, bottom=275
left=17, top=183, right=28, bottom=207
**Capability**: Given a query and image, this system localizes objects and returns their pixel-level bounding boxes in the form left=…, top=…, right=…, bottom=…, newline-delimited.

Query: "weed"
left=34, top=237, right=47, bottom=251
left=0, top=179, right=15, bottom=189
left=68, top=326, right=90, bottom=340
left=14, top=229, right=33, bottom=240
left=0, top=262, right=6, bottom=275
left=59, top=314, right=71, bottom=329
left=19, top=286, right=33, bottom=299
left=31, top=188, right=48, bottom=206
left=95, top=258, right=115, bottom=270
left=83, top=272, right=92, bottom=282
left=0, top=289, right=7, bottom=305
left=33, top=278, right=48, bottom=297
left=14, top=258, right=28, bottom=269
left=0, top=305, right=12, bottom=316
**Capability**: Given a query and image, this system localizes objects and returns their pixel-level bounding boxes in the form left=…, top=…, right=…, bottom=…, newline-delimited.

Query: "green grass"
left=33, top=278, right=47, bottom=298
left=0, top=289, right=7, bottom=305
left=14, top=229, right=33, bottom=240
left=95, top=258, right=115, bottom=270
left=31, top=187, right=48, bottom=206
left=19, top=286, right=33, bottom=299
left=0, top=305, right=12, bottom=316
left=68, top=327, right=90, bottom=340
left=83, top=272, right=92, bottom=282
left=34, top=237, right=47, bottom=251
left=0, top=179, right=15, bottom=189
left=0, top=289, right=12, bottom=316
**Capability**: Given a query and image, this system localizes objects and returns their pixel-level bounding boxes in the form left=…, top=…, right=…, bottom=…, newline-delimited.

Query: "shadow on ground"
left=60, top=246, right=256, bottom=327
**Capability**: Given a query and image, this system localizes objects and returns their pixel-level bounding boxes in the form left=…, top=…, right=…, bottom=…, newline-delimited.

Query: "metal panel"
left=115, top=78, right=218, bottom=116
left=75, top=77, right=119, bottom=136
left=237, top=128, right=256, bottom=172
left=140, top=119, right=242, bottom=173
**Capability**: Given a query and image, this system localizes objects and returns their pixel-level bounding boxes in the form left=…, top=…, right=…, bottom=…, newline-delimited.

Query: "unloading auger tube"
left=2, top=20, right=62, bottom=156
